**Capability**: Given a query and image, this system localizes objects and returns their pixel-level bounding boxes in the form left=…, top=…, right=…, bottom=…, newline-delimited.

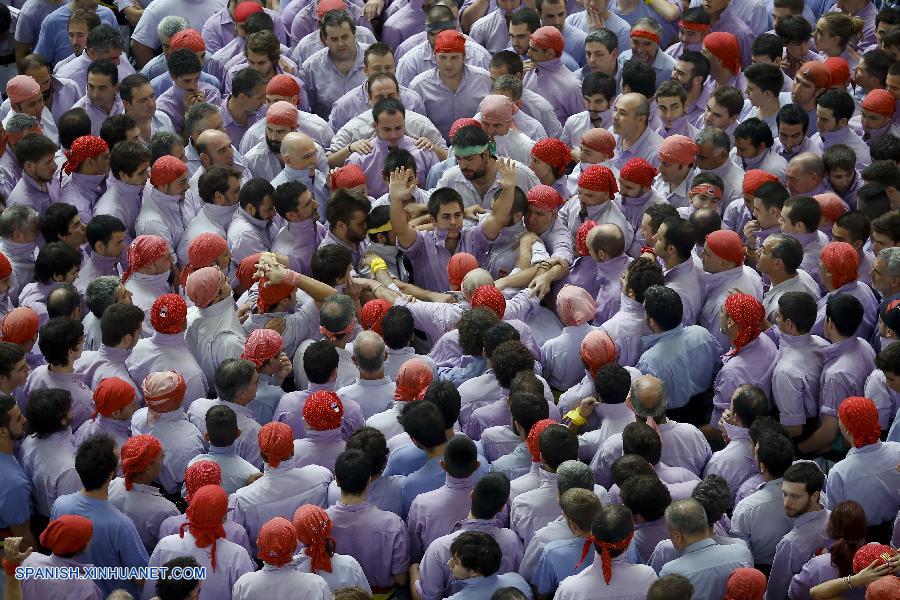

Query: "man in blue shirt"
left=51, top=433, right=149, bottom=597
left=33, top=1, right=119, bottom=66
left=0, top=389, right=34, bottom=599
left=446, top=531, right=533, bottom=599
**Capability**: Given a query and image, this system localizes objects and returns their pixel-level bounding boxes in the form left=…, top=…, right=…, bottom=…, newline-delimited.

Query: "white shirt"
left=186, top=444, right=260, bottom=495
left=230, top=461, right=333, bottom=556
left=107, top=477, right=179, bottom=552
left=365, top=401, right=406, bottom=441
left=188, top=397, right=262, bottom=469
left=293, top=339, right=358, bottom=390
left=17, top=430, right=82, bottom=517
left=384, top=346, right=436, bottom=380
left=127, top=331, right=209, bottom=409
left=337, top=377, right=396, bottom=419
left=232, top=563, right=331, bottom=600
left=185, top=296, right=247, bottom=386
left=131, top=408, right=205, bottom=494
left=295, top=552, right=372, bottom=594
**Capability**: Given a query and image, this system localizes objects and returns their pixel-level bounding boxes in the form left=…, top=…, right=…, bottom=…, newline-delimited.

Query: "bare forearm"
left=798, top=416, right=838, bottom=455
left=327, top=145, right=352, bottom=168
left=130, top=41, right=156, bottom=69
left=497, top=265, right=540, bottom=290
left=459, top=0, right=489, bottom=31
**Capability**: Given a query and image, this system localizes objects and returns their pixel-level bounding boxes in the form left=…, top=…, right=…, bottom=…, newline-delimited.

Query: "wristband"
left=564, top=409, right=587, bottom=426
left=2, top=559, right=19, bottom=577
left=640, top=245, right=656, bottom=257
left=370, top=257, right=388, bottom=274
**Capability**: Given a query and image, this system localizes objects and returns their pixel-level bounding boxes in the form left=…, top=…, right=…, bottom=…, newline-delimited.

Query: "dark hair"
left=471, top=472, right=510, bottom=520
left=47, top=284, right=81, bottom=320
left=490, top=49, right=525, bottom=77
left=643, top=284, right=683, bottom=330
left=710, top=86, right=745, bottom=117
left=755, top=431, right=794, bottom=477
left=777, top=103, right=810, bottom=134
left=334, top=448, right=374, bottom=494
left=381, top=148, right=417, bottom=179
left=346, top=426, right=389, bottom=475
left=26, top=388, right=72, bottom=437
left=862, top=161, right=900, bottom=189
left=273, top=180, right=308, bottom=217
left=823, top=145, right=857, bottom=175
left=613, top=456, right=656, bottom=488
left=303, top=340, right=339, bottom=384
left=691, top=475, right=732, bottom=526
left=380, top=305, right=414, bottom=349
left=872, top=210, right=900, bottom=243
left=732, top=384, right=769, bottom=428
left=422, top=381, right=462, bottom=429
left=734, top=117, right=774, bottom=149
left=326, top=189, right=370, bottom=232
left=0, top=342, right=25, bottom=380
left=777, top=291, right=817, bottom=333
left=859, top=49, right=894, bottom=88
left=591, top=504, right=634, bottom=558
left=57, top=109, right=92, bottom=150
left=449, top=531, right=502, bottom=576
left=238, top=178, right=275, bottom=212
left=748, top=415, right=790, bottom=446
left=398, top=400, right=446, bottom=449
left=98, top=114, right=137, bottom=152
left=450, top=125, right=489, bottom=152
left=372, top=97, right=405, bottom=123
left=593, top=363, right=631, bottom=405
left=625, top=257, right=664, bottom=304
left=644, top=204, right=679, bottom=236
left=199, top=166, right=239, bottom=205
left=205, top=404, right=239, bottom=447
left=876, top=340, right=900, bottom=375
left=783, top=461, right=825, bottom=495
left=39, top=204, right=80, bottom=245
left=828, top=500, right=868, bottom=577
left=817, top=89, right=856, bottom=123
left=74, top=433, right=117, bottom=491
left=857, top=184, right=892, bottom=222
left=482, top=322, right=519, bottom=359
left=870, top=134, right=900, bottom=163
left=364, top=42, right=393, bottom=65
left=783, top=195, right=822, bottom=232
left=754, top=181, right=789, bottom=211
left=647, top=576, right=694, bottom=600
left=509, top=392, right=548, bottom=434
left=311, top=244, right=352, bottom=286
left=620, top=474, right=671, bottom=521
left=751, top=33, right=783, bottom=62
left=621, top=59, right=655, bottom=99
left=110, top=139, right=150, bottom=180
left=34, top=241, right=81, bottom=284
left=167, top=48, right=202, bottom=77
left=244, top=10, right=274, bottom=35
left=100, top=303, right=144, bottom=347
left=622, top=422, right=662, bottom=465
left=678, top=50, right=711, bottom=81
left=689, top=207, right=722, bottom=244
left=775, top=14, right=813, bottom=44
left=118, top=73, right=151, bottom=104
left=156, top=556, right=202, bottom=600
left=87, top=58, right=117, bottom=87
left=231, top=67, right=266, bottom=99
left=834, top=211, right=871, bottom=244
left=14, top=133, right=58, bottom=165
left=582, top=71, right=616, bottom=102
left=39, top=316, right=83, bottom=366
left=319, top=9, right=356, bottom=38
left=825, top=293, right=864, bottom=338
left=765, top=233, right=802, bottom=275
left=659, top=217, right=694, bottom=261
left=442, top=436, right=478, bottom=478
left=458, top=307, right=499, bottom=356
left=744, top=61, right=784, bottom=95
left=538, top=424, right=578, bottom=470
left=86, top=215, right=125, bottom=252
left=0, top=394, right=14, bottom=431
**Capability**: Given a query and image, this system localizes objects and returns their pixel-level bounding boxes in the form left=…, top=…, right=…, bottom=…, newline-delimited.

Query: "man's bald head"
left=591, top=223, right=626, bottom=259
left=352, top=330, right=386, bottom=374
left=630, top=375, right=667, bottom=422
left=280, top=131, right=316, bottom=170
left=790, top=152, right=826, bottom=177
left=197, top=129, right=233, bottom=168
left=618, top=92, right=650, bottom=117
left=613, top=93, right=650, bottom=141
left=786, top=152, right=825, bottom=194
left=461, top=268, right=495, bottom=300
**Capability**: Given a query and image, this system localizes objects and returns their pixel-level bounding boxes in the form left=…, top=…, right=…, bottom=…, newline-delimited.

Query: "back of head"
left=622, top=421, right=662, bottom=465
left=422, top=381, right=462, bottom=429
left=74, top=433, right=117, bottom=491
left=398, top=400, right=446, bottom=449
left=85, top=276, right=121, bottom=319
left=593, top=363, right=632, bottom=405
left=319, top=294, right=356, bottom=338
left=346, top=426, right=389, bottom=476
left=731, top=384, right=769, bottom=428
left=490, top=340, right=533, bottom=389
left=664, top=498, right=709, bottom=536
left=591, top=503, right=634, bottom=557
left=755, top=431, right=794, bottom=478
left=457, top=307, right=499, bottom=356
left=303, top=339, right=339, bottom=384
left=539, top=424, right=578, bottom=471
left=334, top=448, right=373, bottom=495
left=380, top=305, right=414, bottom=349
left=559, top=488, right=602, bottom=532
left=556, top=459, right=595, bottom=495
left=213, top=358, right=256, bottom=403
left=155, top=556, right=202, bottom=600
left=610, top=453, right=655, bottom=488
left=205, top=404, right=239, bottom=447
left=509, top=392, right=549, bottom=435
left=621, top=475, right=671, bottom=522
left=825, top=293, right=864, bottom=337
left=449, top=531, right=502, bottom=577
left=471, top=472, right=510, bottom=520
left=691, top=474, right=732, bottom=526
left=352, top=330, right=385, bottom=373
left=442, top=436, right=478, bottom=478
left=100, top=302, right=144, bottom=347
left=646, top=574, right=695, bottom=600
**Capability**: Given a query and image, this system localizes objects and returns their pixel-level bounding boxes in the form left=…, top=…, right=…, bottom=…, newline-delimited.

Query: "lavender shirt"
left=540, top=323, right=597, bottom=390
left=293, top=428, right=346, bottom=473
left=711, top=334, right=777, bottom=426
left=299, top=43, right=368, bottom=120
left=24, top=365, right=94, bottom=432
left=400, top=224, right=493, bottom=293
left=18, top=554, right=103, bottom=600
left=54, top=52, right=135, bottom=96
left=768, top=509, right=831, bottom=600
left=408, top=473, right=477, bottom=561
left=819, top=337, right=876, bottom=419
left=773, top=333, right=829, bottom=428
left=826, top=441, right=900, bottom=526
left=703, top=423, right=756, bottom=504
left=523, top=58, right=584, bottom=124
left=700, top=266, right=764, bottom=354
left=610, top=125, right=664, bottom=172
left=810, top=281, right=878, bottom=341
left=409, top=65, right=493, bottom=140
left=599, top=295, right=650, bottom=367
left=155, top=83, right=222, bottom=134
left=328, top=83, right=425, bottom=131
left=348, top=135, right=437, bottom=198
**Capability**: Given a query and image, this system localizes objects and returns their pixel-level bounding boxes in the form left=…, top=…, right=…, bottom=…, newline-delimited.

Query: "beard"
left=266, top=136, right=282, bottom=155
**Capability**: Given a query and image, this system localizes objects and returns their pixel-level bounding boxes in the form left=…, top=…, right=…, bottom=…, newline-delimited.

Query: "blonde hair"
left=820, top=13, right=865, bottom=47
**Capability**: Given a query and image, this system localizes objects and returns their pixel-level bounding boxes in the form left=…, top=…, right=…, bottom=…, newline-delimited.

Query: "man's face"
left=652, top=222, right=669, bottom=256
left=120, top=161, right=150, bottom=186
left=887, top=74, right=900, bottom=101
left=481, top=118, right=510, bottom=138
left=99, top=230, right=126, bottom=257
left=733, top=136, right=764, bottom=160
left=792, top=74, right=819, bottom=106
left=871, top=230, right=896, bottom=255
left=2, top=403, right=26, bottom=441
left=630, top=32, right=658, bottom=64
left=877, top=21, right=896, bottom=46
left=619, top=179, right=644, bottom=199
left=539, top=0, right=567, bottom=31
left=292, top=189, right=318, bottom=222
left=755, top=236, right=778, bottom=275
left=364, top=53, right=395, bottom=77
left=702, top=0, right=728, bottom=14
left=527, top=43, right=556, bottom=63
left=375, top=111, right=405, bottom=147
left=204, top=135, right=235, bottom=168
left=578, top=187, right=610, bottom=208
left=220, top=176, right=241, bottom=206
left=659, top=159, right=688, bottom=184
left=87, top=72, right=117, bottom=112
left=91, top=150, right=111, bottom=176
left=246, top=50, right=275, bottom=78
left=15, top=93, right=44, bottom=119
left=124, top=83, right=157, bottom=121
left=94, top=48, right=122, bottom=65
left=436, top=52, right=464, bottom=78
left=242, top=83, right=267, bottom=113
left=115, top=284, right=133, bottom=305
left=447, top=554, right=473, bottom=581
left=672, top=61, right=697, bottom=92
left=163, top=173, right=190, bottom=197
left=828, top=168, right=854, bottom=193
left=256, top=195, right=277, bottom=220
left=583, top=93, right=609, bottom=121
left=323, top=23, right=356, bottom=61
left=30, top=153, right=58, bottom=183
left=861, top=108, right=890, bottom=133
left=368, top=79, right=400, bottom=106
left=612, top=99, right=644, bottom=138
left=656, top=95, right=685, bottom=127
left=703, top=98, right=735, bottom=131
left=457, top=152, right=489, bottom=181
left=69, top=22, right=89, bottom=56
left=778, top=122, right=806, bottom=152
left=435, top=201, right=464, bottom=232
left=779, top=204, right=803, bottom=234
left=854, top=59, right=877, bottom=92
left=160, top=33, right=173, bottom=57
left=585, top=41, right=616, bottom=75
left=678, top=25, right=705, bottom=46
left=174, top=72, right=200, bottom=92
left=509, top=23, right=532, bottom=55
left=784, top=165, right=813, bottom=195
left=528, top=156, right=555, bottom=184
left=783, top=480, right=816, bottom=518
left=815, top=105, right=842, bottom=133
left=265, top=123, right=292, bottom=154
left=752, top=197, right=779, bottom=229
left=288, top=137, right=318, bottom=171
left=341, top=209, right=369, bottom=243
left=695, top=141, right=724, bottom=170
left=497, top=0, right=520, bottom=12
left=579, top=144, right=608, bottom=165
left=525, top=205, right=555, bottom=235
left=744, top=81, right=769, bottom=109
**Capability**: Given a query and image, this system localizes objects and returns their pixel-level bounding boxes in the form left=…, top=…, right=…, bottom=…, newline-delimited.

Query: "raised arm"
left=389, top=167, right=420, bottom=248
left=481, top=158, right=517, bottom=241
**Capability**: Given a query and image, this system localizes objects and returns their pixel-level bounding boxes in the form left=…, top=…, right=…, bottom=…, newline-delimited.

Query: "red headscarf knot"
left=471, top=285, right=507, bottom=319
left=360, top=299, right=392, bottom=335
left=526, top=185, right=565, bottom=212
left=394, top=358, right=434, bottom=401
left=304, top=390, right=343, bottom=431
left=531, top=138, right=573, bottom=173
left=258, top=421, right=294, bottom=467
left=619, top=158, right=658, bottom=188
left=181, top=233, right=228, bottom=287
left=181, top=485, right=228, bottom=571
left=184, top=460, right=222, bottom=502
left=838, top=397, right=881, bottom=448
left=576, top=220, right=597, bottom=257
left=575, top=532, right=635, bottom=584
left=293, top=505, right=336, bottom=573
left=580, top=329, right=618, bottom=377
left=723, top=293, right=764, bottom=355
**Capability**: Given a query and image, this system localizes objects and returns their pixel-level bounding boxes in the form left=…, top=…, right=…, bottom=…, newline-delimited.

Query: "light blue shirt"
left=636, top=325, right=721, bottom=409
left=446, top=572, right=533, bottom=600
left=730, top=478, right=793, bottom=566
left=659, top=538, right=753, bottom=600
left=51, top=492, right=149, bottom=597
left=33, top=4, right=118, bottom=65
left=826, top=441, right=900, bottom=526
left=186, top=442, right=261, bottom=495
left=0, top=452, right=31, bottom=529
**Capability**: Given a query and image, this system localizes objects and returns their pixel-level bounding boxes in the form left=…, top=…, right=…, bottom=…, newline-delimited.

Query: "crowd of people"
left=1, top=0, right=900, bottom=598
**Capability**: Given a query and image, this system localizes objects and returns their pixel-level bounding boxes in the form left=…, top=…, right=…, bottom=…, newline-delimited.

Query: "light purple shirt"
left=299, top=43, right=368, bottom=119
left=130, top=407, right=205, bottom=494
left=95, top=178, right=144, bottom=239
left=811, top=281, right=878, bottom=341
left=820, top=336, right=876, bottom=418
left=347, top=135, right=437, bottom=198
left=555, top=552, right=656, bottom=599
left=17, top=430, right=82, bottom=517
left=773, top=333, right=829, bottom=428
left=155, top=83, right=222, bottom=134
left=19, top=553, right=103, bottom=600
left=293, top=428, right=346, bottom=473
left=399, top=224, right=493, bottom=294
left=337, top=377, right=396, bottom=419
left=789, top=552, right=866, bottom=600
left=865, top=367, right=900, bottom=431
left=227, top=206, right=278, bottom=265
left=711, top=334, right=777, bottom=426
left=540, top=323, right=597, bottom=390
left=54, top=52, right=135, bottom=96
left=768, top=509, right=831, bottom=600
left=408, top=473, right=476, bottom=561
left=599, top=295, right=650, bottom=367
left=396, top=39, right=492, bottom=87
left=7, top=171, right=61, bottom=214
left=523, top=58, right=584, bottom=124
left=75, top=345, right=140, bottom=396
left=826, top=441, right=900, bottom=526
left=201, top=6, right=286, bottom=54
left=24, top=365, right=93, bottom=432
left=409, top=65, right=493, bottom=140
left=610, top=125, right=664, bottom=172
left=703, top=423, right=756, bottom=504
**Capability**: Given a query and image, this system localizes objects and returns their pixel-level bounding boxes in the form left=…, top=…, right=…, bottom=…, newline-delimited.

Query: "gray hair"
left=556, top=460, right=595, bottom=495
left=85, top=276, right=121, bottom=318
left=461, top=268, right=494, bottom=300
left=352, top=330, right=385, bottom=373
left=586, top=28, right=618, bottom=52
left=148, top=131, right=182, bottom=164
left=87, top=24, right=124, bottom=52
left=880, top=246, right=900, bottom=278
left=0, top=205, right=38, bottom=238
left=492, top=75, right=523, bottom=101
left=634, top=17, right=662, bottom=36
left=185, top=102, right=220, bottom=141
left=320, top=294, right=356, bottom=335
left=158, top=16, right=189, bottom=40
left=695, top=126, right=731, bottom=152
left=214, top=358, right=257, bottom=402
left=664, top=498, right=709, bottom=536
left=630, top=376, right=667, bottom=419
left=6, top=113, right=38, bottom=134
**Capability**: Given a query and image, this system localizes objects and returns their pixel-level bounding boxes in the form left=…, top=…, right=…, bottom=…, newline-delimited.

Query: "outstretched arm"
left=389, top=167, right=420, bottom=249
left=481, top=158, right=517, bottom=241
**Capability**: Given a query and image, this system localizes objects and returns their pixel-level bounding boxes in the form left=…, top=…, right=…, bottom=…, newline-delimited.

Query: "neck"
left=0, top=439, right=12, bottom=454
left=48, top=363, right=74, bottom=374
left=227, top=96, right=248, bottom=125
left=360, top=369, right=384, bottom=381
left=0, top=381, right=16, bottom=395
left=757, top=97, right=780, bottom=118
left=685, top=81, right=702, bottom=106
left=83, top=485, right=109, bottom=501
left=768, top=270, right=794, bottom=286
left=714, top=67, right=735, bottom=85
left=425, top=442, right=447, bottom=459
left=440, top=70, right=463, bottom=90
left=682, top=533, right=710, bottom=548
left=622, top=126, right=645, bottom=149
left=664, top=253, right=685, bottom=270
left=340, top=490, right=367, bottom=505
